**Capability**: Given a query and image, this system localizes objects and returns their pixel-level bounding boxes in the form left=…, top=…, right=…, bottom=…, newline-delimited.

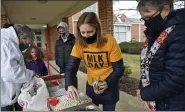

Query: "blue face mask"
left=82, top=34, right=97, bottom=44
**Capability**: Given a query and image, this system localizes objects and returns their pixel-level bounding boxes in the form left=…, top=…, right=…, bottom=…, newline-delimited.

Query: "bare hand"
left=96, top=81, right=108, bottom=94
left=136, top=89, right=142, bottom=100
left=67, top=86, right=79, bottom=100
left=142, top=101, right=152, bottom=111
left=32, top=73, right=40, bottom=78
left=136, top=89, right=152, bottom=111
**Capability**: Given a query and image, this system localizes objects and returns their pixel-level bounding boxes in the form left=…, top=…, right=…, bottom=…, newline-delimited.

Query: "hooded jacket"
left=1, top=27, right=34, bottom=107
left=55, top=22, right=76, bottom=70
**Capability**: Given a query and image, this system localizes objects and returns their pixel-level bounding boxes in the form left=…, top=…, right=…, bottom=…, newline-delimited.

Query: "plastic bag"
left=18, top=77, right=49, bottom=110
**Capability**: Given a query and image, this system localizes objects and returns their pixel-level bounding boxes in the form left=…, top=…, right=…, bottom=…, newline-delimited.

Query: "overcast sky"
left=113, top=1, right=185, bottom=19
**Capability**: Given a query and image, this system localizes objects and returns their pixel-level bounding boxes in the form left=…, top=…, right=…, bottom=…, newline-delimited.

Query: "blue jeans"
left=94, top=102, right=116, bottom=111
left=1, top=102, right=22, bottom=111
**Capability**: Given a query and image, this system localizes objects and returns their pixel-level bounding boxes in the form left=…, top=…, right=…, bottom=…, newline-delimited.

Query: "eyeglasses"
left=18, top=32, right=29, bottom=39
left=140, top=10, right=160, bottom=21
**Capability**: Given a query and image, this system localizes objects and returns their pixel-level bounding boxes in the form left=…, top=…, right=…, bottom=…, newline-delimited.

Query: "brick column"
left=1, top=14, right=7, bottom=27
left=45, top=25, right=58, bottom=60
left=98, top=0, right=113, bottom=35
left=68, top=16, right=73, bottom=33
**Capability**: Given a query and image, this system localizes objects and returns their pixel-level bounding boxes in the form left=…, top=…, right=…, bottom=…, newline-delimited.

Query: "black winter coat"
left=55, top=34, right=75, bottom=70
left=139, top=8, right=185, bottom=111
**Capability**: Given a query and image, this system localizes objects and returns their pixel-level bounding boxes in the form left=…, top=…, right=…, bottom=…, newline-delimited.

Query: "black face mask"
left=19, top=43, right=29, bottom=51
left=82, top=34, right=97, bottom=44
left=59, top=32, right=65, bottom=37
left=144, top=12, right=165, bottom=39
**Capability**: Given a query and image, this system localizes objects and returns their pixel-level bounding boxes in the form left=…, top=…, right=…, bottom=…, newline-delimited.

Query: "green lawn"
left=122, top=53, right=140, bottom=79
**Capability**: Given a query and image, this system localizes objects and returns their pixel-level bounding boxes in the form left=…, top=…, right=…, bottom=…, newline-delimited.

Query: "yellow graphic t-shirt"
left=71, top=34, right=122, bottom=86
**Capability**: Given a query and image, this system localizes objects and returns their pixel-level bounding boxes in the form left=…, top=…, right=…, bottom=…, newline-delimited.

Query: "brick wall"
left=66, top=1, right=114, bottom=37
left=68, top=1, right=114, bottom=37
left=72, top=12, right=81, bottom=37
left=45, top=25, right=58, bottom=59
left=68, top=12, right=81, bottom=37
left=131, top=24, right=146, bottom=42
left=45, top=17, right=73, bottom=59
left=98, top=0, right=113, bottom=35
left=68, top=16, right=73, bottom=33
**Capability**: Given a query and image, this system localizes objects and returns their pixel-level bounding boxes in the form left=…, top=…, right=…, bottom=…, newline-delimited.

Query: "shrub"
left=124, top=65, right=132, bottom=78
left=119, top=42, right=144, bottom=54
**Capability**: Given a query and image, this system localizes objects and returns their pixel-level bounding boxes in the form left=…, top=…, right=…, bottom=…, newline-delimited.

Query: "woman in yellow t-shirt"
left=65, top=12, right=124, bottom=111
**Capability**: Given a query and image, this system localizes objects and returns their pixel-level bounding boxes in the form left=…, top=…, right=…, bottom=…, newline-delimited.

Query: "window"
left=114, top=26, right=119, bottom=32
left=36, top=36, right=41, bottom=41
left=37, top=43, right=42, bottom=47
left=114, top=25, right=129, bottom=43
left=119, top=26, right=126, bottom=32
left=127, top=26, right=131, bottom=31
left=119, top=32, right=127, bottom=41
left=34, top=30, right=42, bottom=35
left=33, top=29, right=42, bottom=48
